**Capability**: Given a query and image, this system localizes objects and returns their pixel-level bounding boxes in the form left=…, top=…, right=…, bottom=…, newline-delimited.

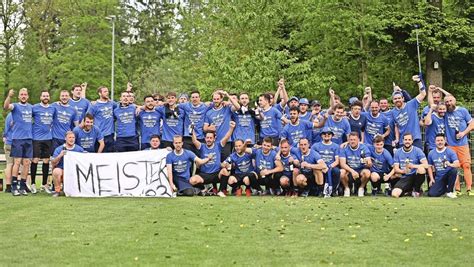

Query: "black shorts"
left=232, top=172, right=257, bottom=182
left=347, top=169, right=367, bottom=183
left=298, top=172, right=316, bottom=186
left=197, top=172, right=219, bottom=184
left=394, top=176, right=416, bottom=194
left=160, top=140, right=174, bottom=149
left=33, top=140, right=52, bottom=158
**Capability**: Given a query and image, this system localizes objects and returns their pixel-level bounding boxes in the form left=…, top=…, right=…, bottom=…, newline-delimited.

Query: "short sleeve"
left=165, top=154, right=172, bottom=165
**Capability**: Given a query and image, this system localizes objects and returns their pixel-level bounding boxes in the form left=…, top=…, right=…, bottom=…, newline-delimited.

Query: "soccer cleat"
left=371, top=190, right=377, bottom=197
left=300, top=190, right=309, bottom=197
left=468, top=190, right=474, bottom=196
left=455, top=190, right=462, bottom=196
left=11, top=189, right=20, bottom=196
left=217, top=191, right=227, bottom=198
left=19, top=189, right=28, bottom=196
left=52, top=192, right=60, bottom=197
left=446, top=192, right=457, bottom=199
left=245, top=188, right=252, bottom=197
left=235, top=187, right=242, bottom=197
left=30, top=184, right=38, bottom=194
left=344, top=188, right=350, bottom=197
left=411, top=191, right=420, bottom=198
left=358, top=188, right=365, bottom=197
left=41, top=185, right=53, bottom=194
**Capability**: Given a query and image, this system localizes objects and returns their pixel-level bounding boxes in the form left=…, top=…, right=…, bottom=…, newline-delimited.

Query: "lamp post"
left=106, top=15, right=116, bottom=101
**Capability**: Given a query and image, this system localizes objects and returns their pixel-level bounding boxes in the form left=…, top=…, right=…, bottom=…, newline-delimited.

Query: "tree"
left=0, top=0, right=25, bottom=96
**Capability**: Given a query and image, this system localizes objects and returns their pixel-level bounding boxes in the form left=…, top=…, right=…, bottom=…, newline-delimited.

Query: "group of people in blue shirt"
left=2, top=75, right=473, bottom=198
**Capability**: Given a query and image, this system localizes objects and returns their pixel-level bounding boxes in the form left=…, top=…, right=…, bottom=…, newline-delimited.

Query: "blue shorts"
left=11, top=139, right=33, bottom=159
left=174, top=176, right=192, bottom=191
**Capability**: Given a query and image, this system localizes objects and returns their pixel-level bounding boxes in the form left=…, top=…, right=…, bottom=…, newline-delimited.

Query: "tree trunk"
left=426, top=0, right=443, bottom=87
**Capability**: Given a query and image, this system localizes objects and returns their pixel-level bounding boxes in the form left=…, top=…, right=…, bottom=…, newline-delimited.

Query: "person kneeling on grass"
left=427, top=134, right=460, bottom=198
left=166, top=135, right=212, bottom=197
left=392, top=133, right=428, bottom=198
left=275, top=139, right=298, bottom=196
left=339, top=132, right=372, bottom=197
left=220, top=139, right=257, bottom=197
left=51, top=131, right=85, bottom=197
left=368, top=135, right=396, bottom=196
left=292, top=138, right=328, bottom=197
left=254, top=137, right=284, bottom=195
left=190, top=121, right=235, bottom=197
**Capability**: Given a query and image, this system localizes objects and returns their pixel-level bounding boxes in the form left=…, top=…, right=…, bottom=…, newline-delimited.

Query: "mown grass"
left=0, top=193, right=472, bottom=266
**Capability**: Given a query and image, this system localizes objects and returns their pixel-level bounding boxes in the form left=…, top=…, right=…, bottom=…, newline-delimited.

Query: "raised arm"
left=220, top=121, right=236, bottom=146
left=423, top=105, right=436, bottom=126
left=191, top=127, right=202, bottom=150
left=3, top=89, right=14, bottom=110
left=413, top=75, right=427, bottom=103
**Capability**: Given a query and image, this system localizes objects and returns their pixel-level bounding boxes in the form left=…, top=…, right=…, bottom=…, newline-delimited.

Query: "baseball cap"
left=311, top=100, right=321, bottom=107
left=349, top=97, right=359, bottom=105
left=320, top=127, right=334, bottom=136
left=289, top=96, right=299, bottom=102
left=299, top=98, right=309, bottom=105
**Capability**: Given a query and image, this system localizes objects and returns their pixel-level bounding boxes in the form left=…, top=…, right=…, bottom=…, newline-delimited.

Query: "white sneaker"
left=217, top=191, right=227, bottom=198
left=358, top=188, right=364, bottom=197
left=30, top=184, right=38, bottom=194
left=446, top=192, right=457, bottom=199
left=41, top=185, right=52, bottom=194
left=344, top=188, right=350, bottom=197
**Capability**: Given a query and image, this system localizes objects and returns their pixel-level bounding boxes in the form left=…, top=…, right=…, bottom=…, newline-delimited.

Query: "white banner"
left=63, top=149, right=174, bottom=197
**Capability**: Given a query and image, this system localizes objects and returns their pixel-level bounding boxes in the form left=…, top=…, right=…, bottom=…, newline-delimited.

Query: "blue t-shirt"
left=232, top=109, right=256, bottom=144
left=391, top=98, right=422, bottom=143
left=311, top=141, right=339, bottom=166
left=311, top=113, right=324, bottom=144
left=421, top=106, right=430, bottom=120
left=339, top=143, right=371, bottom=172
left=52, top=144, right=85, bottom=169
left=87, top=100, right=117, bottom=136
left=254, top=148, right=278, bottom=175
left=225, top=152, right=255, bottom=174
left=394, top=146, right=426, bottom=177
left=198, top=142, right=223, bottom=174
left=166, top=149, right=196, bottom=180
left=52, top=103, right=78, bottom=140
left=324, top=116, right=350, bottom=145
left=259, top=107, right=282, bottom=138
left=3, top=113, right=13, bottom=145
left=381, top=110, right=395, bottom=145
left=181, top=102, right=210, bottom=139
left=69, top=98, right=91, bottom=122
left=11, top=103, right=33, bottom=140
left=364, top=112, right=388, bottom=145
left=204, top=105, right=234, bottom=143
left=32, top=103, right=55, bottom=141
left=348, top=113, right=367, bottom=138
left=425, top=113, right=446, bottom=150
left=138, top=110, right=161, bottom=144
left=369, top=145, right=393, bottom=173
left=428, top=147, right=458, bottom=179
left=157, top=105, right=184, bottom=142
left=445, top=107, right=472, bottom=146
left=114, top=105, right=137, bottom=138
left=299, top=112, right=312, bottom=122
left=279, top=148, right=299, bottom=177
left=281, top=120, right=313, bottom=147
left=293, top=149, right=323, bottom=175
left=73, top=126, right=104, bottom=153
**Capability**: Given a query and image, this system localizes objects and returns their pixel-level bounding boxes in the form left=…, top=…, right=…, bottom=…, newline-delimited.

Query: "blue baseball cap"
left=299, top=98, right=310, bottom=105
left=320, top=127, right=334, bottom=136
left=349, top=97, right=359, bottom=105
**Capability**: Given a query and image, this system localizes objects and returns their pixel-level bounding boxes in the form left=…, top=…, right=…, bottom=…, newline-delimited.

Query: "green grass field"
left=1, top=193, right=473, bottom=266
